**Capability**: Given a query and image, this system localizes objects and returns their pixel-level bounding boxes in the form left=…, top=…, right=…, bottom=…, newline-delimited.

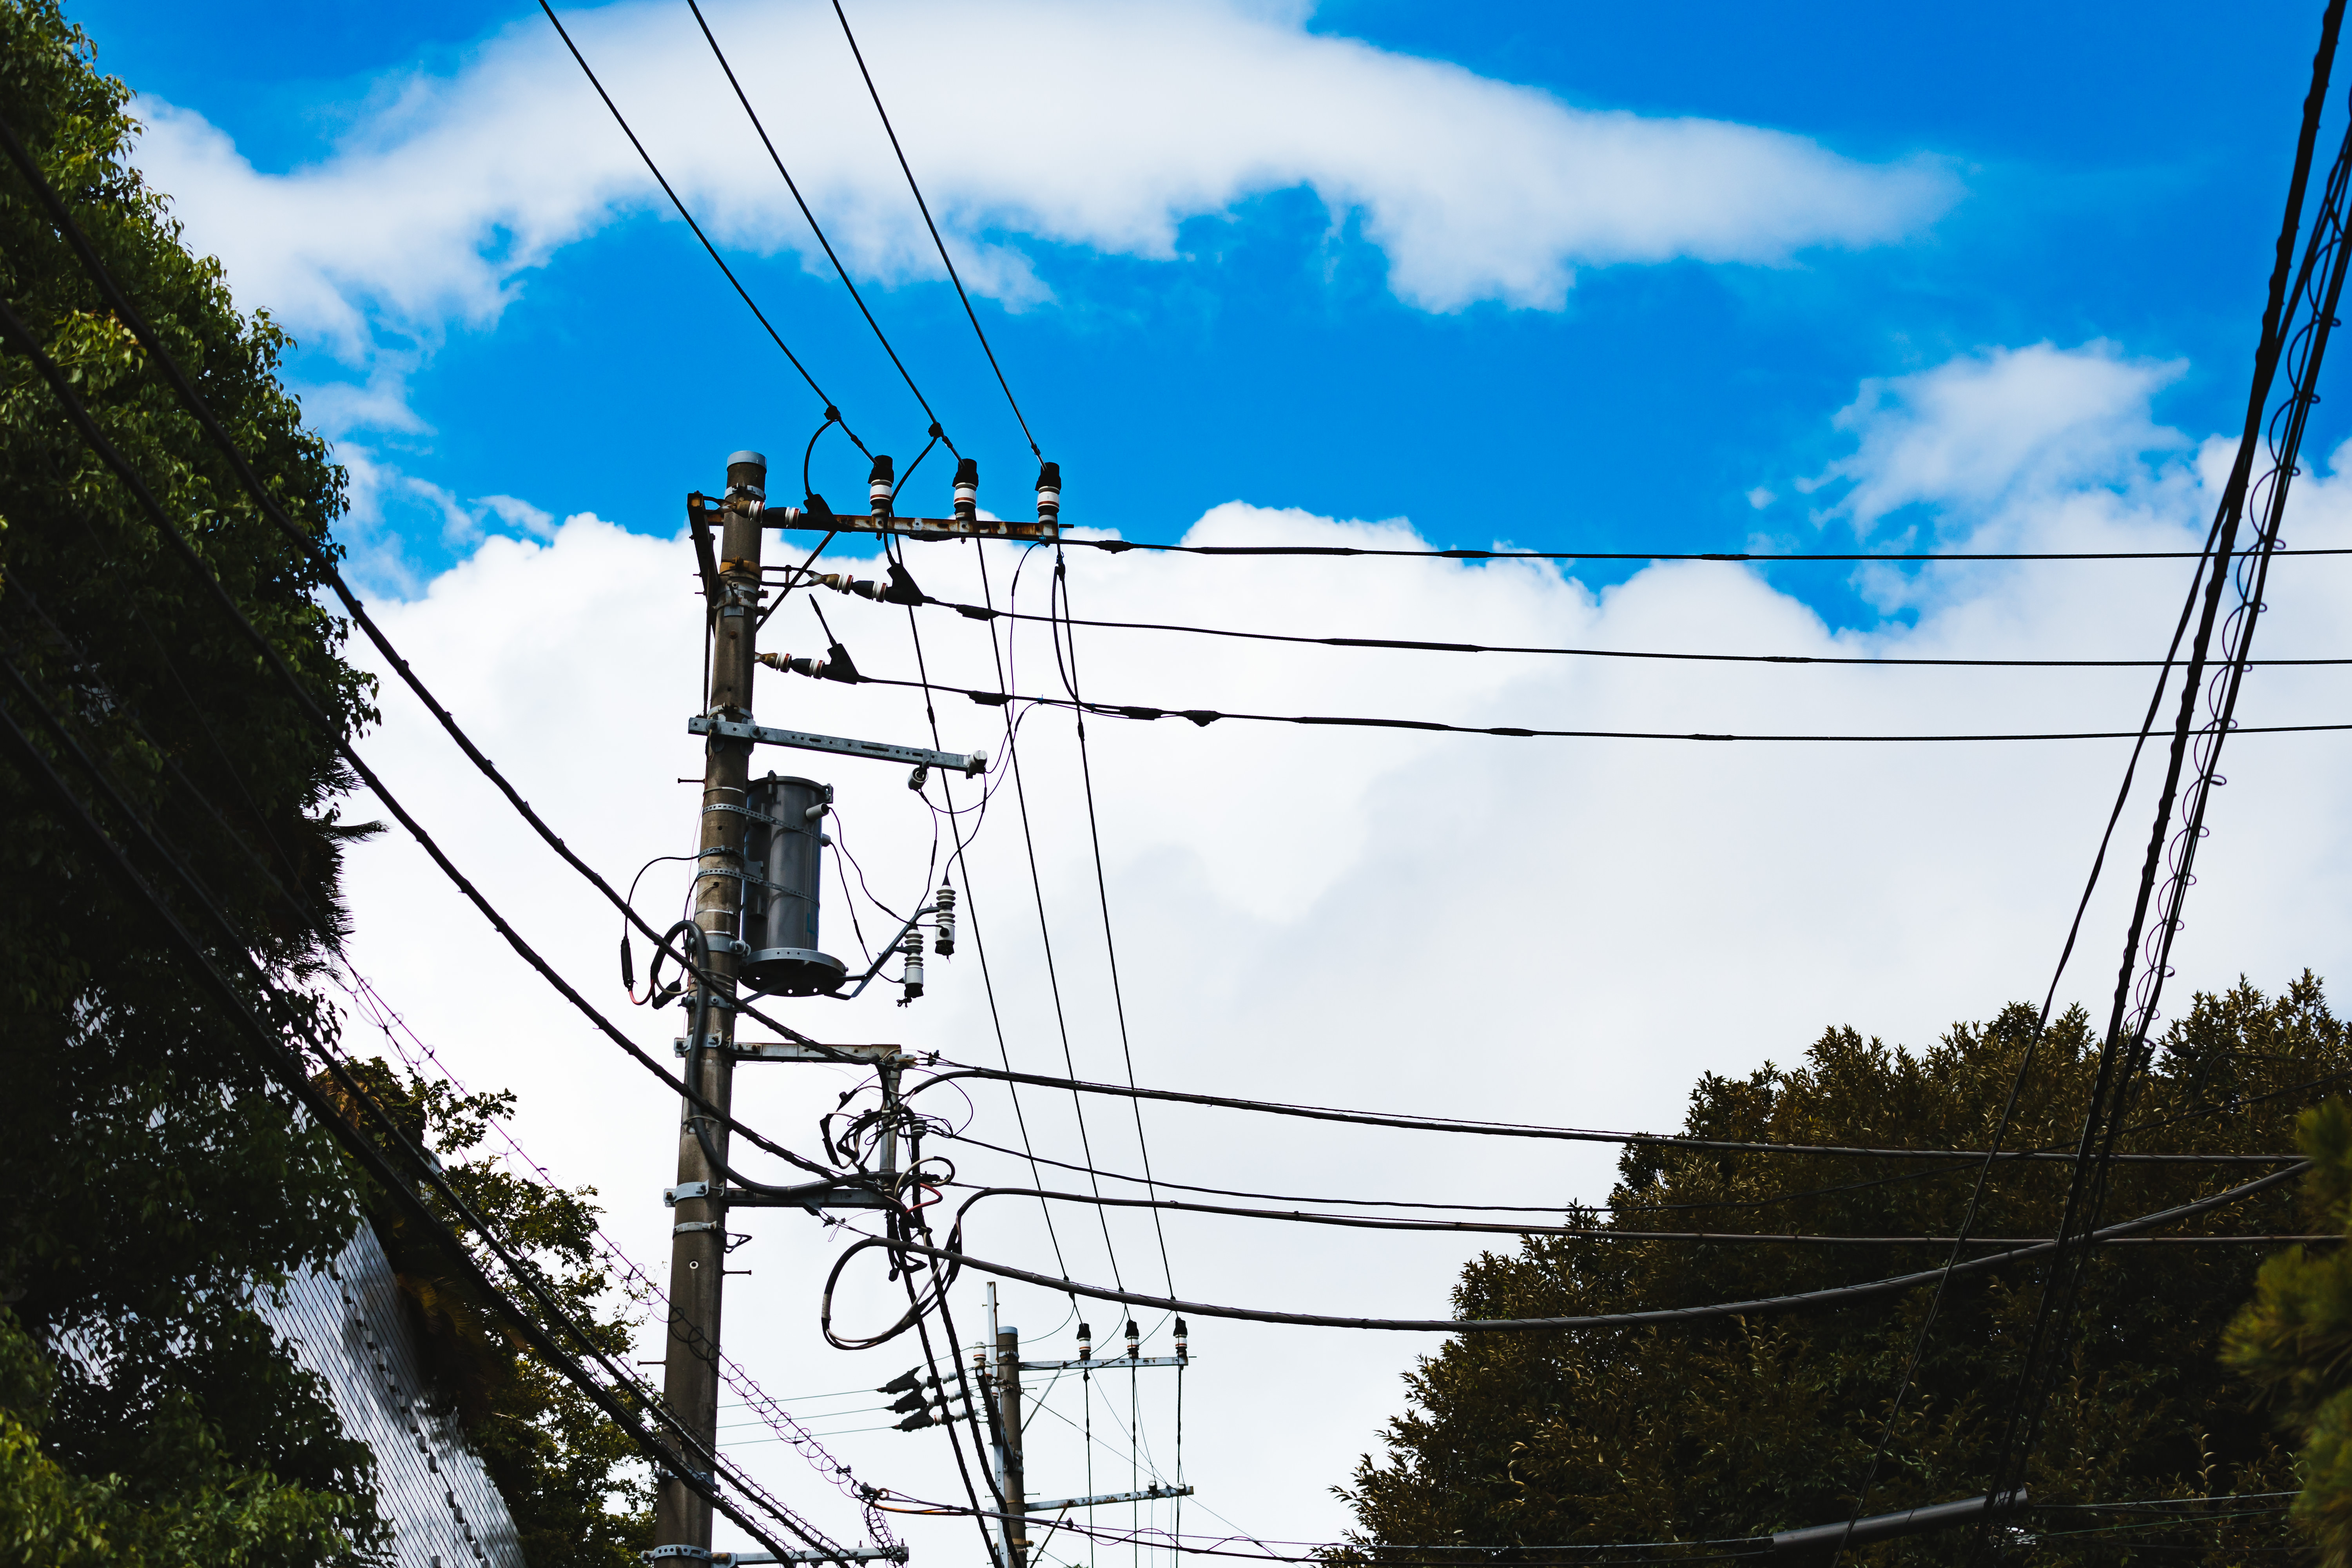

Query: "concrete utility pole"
left=656, top=450, right=767, bottom=1553
left=997, top=1321, right=1028, bottom=1568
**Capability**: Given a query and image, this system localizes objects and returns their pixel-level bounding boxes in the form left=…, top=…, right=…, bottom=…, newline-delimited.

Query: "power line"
left=0, top=117, right=873, bottom=1165
left=1051, top=537, right=2352, bottom=564
left=835, top=670, right=2352, bottom=744
left=912, top=1063, right=2296, bottom=1163
left=827, top=0, right=1043, bottom=458
left=1983, top=19, right=2352, bottom=1523
left=686, top=0, right=959, bottom=454
left=533, top=0, right=869, bottom=453
left=1049, top=556, right=1178, bottom=1299
left=0, top=287, right=840, bottom=1186
left=945, top=1182, right=2323, bottom=1248
left=0, top=656, right=840, bottom=1564
left=852, top=1161, right=2306, bottom=1334
left=875, top=586, right=2352, bottom=669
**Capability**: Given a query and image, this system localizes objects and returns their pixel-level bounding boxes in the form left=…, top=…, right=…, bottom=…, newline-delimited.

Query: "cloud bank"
left=134, top=0, right=1957, bottom=363
left=332, top=343, right=2352, bottom=1555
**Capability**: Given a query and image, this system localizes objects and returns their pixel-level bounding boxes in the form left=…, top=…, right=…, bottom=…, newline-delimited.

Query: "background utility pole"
left=998, top=1321, right=1028, bottom=1568
left=655, top=450, right=767, bottom=1553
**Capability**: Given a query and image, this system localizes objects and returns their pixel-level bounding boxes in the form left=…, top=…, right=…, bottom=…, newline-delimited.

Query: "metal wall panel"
left=264, top=1225, right=528, bottom=1568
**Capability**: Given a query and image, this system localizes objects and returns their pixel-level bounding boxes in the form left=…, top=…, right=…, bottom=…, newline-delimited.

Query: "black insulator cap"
left=1124, top=1319, right=1139, bottom=1337
left=1175, top=1318, right=1188, bottom=1337
left=1077, top=1322, right=1092, bottom=1340
left=1037, top=460, right=1061, bottom=489
left=954, top=457, right=979, bottom=485
left=869, top=454, right=894, bottom=482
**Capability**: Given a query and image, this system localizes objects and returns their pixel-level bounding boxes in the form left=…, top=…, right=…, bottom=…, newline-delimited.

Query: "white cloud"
left=332, top=342, right=2352, bottom=1556
left=132, top=0, right=1957, bottom=370
left=1814, top=340, right=2191, bottom=531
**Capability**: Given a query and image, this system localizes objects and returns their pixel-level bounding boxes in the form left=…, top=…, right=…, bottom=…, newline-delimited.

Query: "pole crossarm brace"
left=687, top=1038, right=920, bottom=1067
left=769, top=506, right=1060, bottom=545
left=688, top=714, right=984, bottom=775
left=667, top=1179, right=894, bottom=1212
left=1017, top=1355, right=1187, bottom=1372
left=1026, top=1485, right=1195, bottom=1514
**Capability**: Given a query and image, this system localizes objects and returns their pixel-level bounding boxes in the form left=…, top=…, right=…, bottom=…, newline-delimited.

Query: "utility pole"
left=997, top=1320, right=1028, bottom=1568
left=655, top=450, right=767, bottom=1555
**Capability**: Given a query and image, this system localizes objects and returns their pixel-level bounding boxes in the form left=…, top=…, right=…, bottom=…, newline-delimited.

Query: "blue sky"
left=71, top=1, right=2347, bottom=615
left=76, top=4, right=2352, bottom=1555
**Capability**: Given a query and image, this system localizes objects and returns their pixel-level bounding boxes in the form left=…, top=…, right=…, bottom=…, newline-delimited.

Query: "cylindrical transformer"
left=742, top=773, right=847, bottom=996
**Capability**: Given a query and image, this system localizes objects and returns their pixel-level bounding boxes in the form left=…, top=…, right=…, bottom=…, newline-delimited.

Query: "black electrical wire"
left=0, top=286, right=843, bottom=1182
left=532, top=0, right=869, bottom=454
left=0, top=665, right=837, bottom=1564
left=847, top=1160, right=2306, bottom=1334
left=827, top=0, right=1043, bottom=459
left=872, top=586, right=2352, bottom=669
left=1049, top=554, right=1178, bottom=1300
left=908, top=1063, right=2294, bottom=1163
left=1983, top=48, right=2352, bottom=1534
left=988, top=553, right=1132, bottom=1294
left=931, top=538, right=1076, bottom=1289
left=0, top=124, right=887, bottom=1130
left=835, top=669, right=2352, bottom=744
left=2, top=600, right=864, bottom=1556
left=1047, top=536, right=2352, bottom=564
left=686, top=0, right=961, bottom=457
left=943, top=1183, right=2324, bottom=1247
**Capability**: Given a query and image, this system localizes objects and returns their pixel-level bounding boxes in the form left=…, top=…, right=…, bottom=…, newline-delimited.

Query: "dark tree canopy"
left=0, top=0, right=385, bottom=1559
left=1342, top=977, right=2347, bottom=1566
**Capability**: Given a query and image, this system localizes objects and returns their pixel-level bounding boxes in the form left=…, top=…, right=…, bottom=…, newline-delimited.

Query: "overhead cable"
left=533, top=0, right=869, bottom=453
left=911, top=1063, right=2294, bottom=1162
left=0, top=288, right=840, bottom=1182
left=0, top=119, right=873, bottom=1160
left=686, top=0, right=958, bottom=452
left=0, top=667, right=833, bottom=1564
left=845, top=671, right=2352, bottom=744
left=1985, top=13, right=2352, bottom=1515
left=947, top=1184, right=2323, bottom=1247
left=868, top=586, right=2352, bottom=669
left=1048, top=537, right=2352, bottom=564
left=840, top=1160, right=2306, bottom=1333
left=827, top=0, right=1043, bottom=457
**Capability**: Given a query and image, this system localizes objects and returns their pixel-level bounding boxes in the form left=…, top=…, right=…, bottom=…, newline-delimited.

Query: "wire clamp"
left=673, top=1220, right=721, bottom=1236
left=664, top=1182, right=718, bottom=1208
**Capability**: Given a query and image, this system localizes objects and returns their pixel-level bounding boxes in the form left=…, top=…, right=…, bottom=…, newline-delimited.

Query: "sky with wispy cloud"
left=66, top=0, right=2352, bottom=1558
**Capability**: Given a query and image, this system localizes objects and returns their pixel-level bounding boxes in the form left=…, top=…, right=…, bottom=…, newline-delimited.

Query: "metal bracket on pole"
left=687, top=714, right=984, bottom=776
left=1026, top=1485, right=1195, bottom=1514
left=1017, top=1354, right=1188, bottom=1372
left=703, top=1039, right=919, bottom=1067
left=664, top=1182, right=713, bottom=1208
left=767, top=506, right=1060, bottom=545
left=710, top=1550, right=910, bottom=1566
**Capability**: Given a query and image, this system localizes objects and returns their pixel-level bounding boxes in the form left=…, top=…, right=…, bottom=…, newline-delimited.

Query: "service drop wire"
left=0, top=120, right=882, bottom=1153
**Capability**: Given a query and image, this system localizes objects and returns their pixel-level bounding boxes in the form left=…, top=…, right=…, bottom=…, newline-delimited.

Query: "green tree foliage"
left=2225, top=1097, right=2352, bottom=1565
left=323, top=1059, right=656, bottom=1568
left=0, top=0, right=389, bottom=1561
left=1342, top=977, right=2348, bottom=1566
